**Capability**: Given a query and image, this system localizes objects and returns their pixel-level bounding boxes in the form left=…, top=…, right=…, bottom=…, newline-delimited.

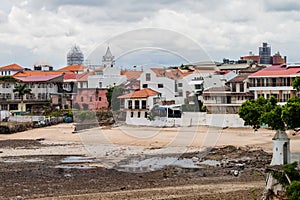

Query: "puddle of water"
left=60, top=156, right=95, bottom=164
left=199, top=159, right=221, bottom=166
left=2, top=158, right=44, bottom=163
left=54, top=165, right=96, bottom=169
left=118, top=156, right=201, bottom=172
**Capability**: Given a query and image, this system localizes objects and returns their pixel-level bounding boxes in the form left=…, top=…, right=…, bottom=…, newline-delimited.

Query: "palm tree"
left=13, top=83, right=32, bottom=113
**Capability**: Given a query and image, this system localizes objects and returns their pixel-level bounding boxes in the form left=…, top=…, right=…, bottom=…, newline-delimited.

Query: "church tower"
left=102, top=46, right=115, bottom=68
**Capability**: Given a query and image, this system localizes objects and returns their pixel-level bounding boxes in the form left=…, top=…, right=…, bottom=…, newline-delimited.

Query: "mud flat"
left=0, top=124, right=300, bottom=199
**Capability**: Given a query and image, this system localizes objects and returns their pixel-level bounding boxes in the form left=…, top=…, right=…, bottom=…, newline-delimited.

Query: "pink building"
left=74, top=88, right=108, bottom=110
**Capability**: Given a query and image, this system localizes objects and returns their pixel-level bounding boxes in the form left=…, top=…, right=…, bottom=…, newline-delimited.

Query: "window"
left=80, top=82, right=83, bottom=88
left=195, top=84, right=202, bottom=90
left=142, top=84, right=148, bottom=88
left=131, top=112, right=134, bottom=118
left=1, top=104, right=8, bottom=110
left=240, top=83, right=244, bottom=92
left=9, top=104, right=18, bottom=110
left=128, top=100, right=132, bottom=109
left=142, top=100, right=146, bottom=109
left=178, top=83, right=183, bottom=87
left=98, top=97, right=102, bottom=101
left=81, top=96, right=84, bottom=102
left=135, top=100, right=139, bottom=109
left=178, top=90, right=183, bottom=97
left=232, top=84, right=236, bottom=92
left=137, top=111, right=141, bottom=118
left=144, top=112, right=148, bottom=118
left=14, top=93, right=20, bottom=100
left=90, top=96, right=93, bottom=102
left=99, top=82, right=102, bottom=88
left=146, top=73, right=151, bottom=81
left=158, top=84, right=164, bottom=88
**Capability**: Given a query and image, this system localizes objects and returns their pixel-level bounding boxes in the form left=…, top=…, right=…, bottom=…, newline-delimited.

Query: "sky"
left=1, top=0, right=300, bottom=69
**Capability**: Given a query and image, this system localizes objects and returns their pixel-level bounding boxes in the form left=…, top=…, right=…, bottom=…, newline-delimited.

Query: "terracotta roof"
left=118, top=88, right=160, bottom=99
left=15, top=74, right=62, bottom=82
left=249, top=64, right=300, bottom=77
left=121, top=70, right=143, bottom=80
left=77, top=72, right=95, bottom=82
left=64, top=73, right=79, bottom=80
left=58, top=65, right=87, bottom=72
left=151, top=68, right=184, bottom=79
left=228, top=73, right=251, bottom=83
left=0, top=64, right=24, bottom=71
left=13, top=71, right=73, bottom=77
left=204, top=86, right=231, bottom=92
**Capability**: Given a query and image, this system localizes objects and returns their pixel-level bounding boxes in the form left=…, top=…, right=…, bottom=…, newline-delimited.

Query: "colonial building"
left=248, top=64, right=300, bottom=104
left=7, top=74, right=64, bottom=112
left=202, top=66, right=264, bottom=113
left=118, top=88, right=160, bottom=125
left=0, top=64, right=24, bottom=76
left=73, top=88, right=108, bottom=110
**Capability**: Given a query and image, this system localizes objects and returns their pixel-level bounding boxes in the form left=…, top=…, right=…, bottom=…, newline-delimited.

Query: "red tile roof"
left=13, top=71, right=73, bottom=77
left=64, top=73, right=79, bottom=80
left=151, top=68, right=184, bottom=79
left=118, top=88, right=160, bottom=99
left=249, top=64, right=300, bottom=77
left=58, top=65, right=87, bottom=72
left=77, top=72, right=95, bottom=82
left=121, top=70, right=143, bottom=80
left=0, top=64, right=24, bottom=71
left=15, top=74, right=62, bottom=82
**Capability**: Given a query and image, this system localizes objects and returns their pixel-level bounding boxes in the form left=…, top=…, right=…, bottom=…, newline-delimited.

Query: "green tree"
left=106, top=85, right=124, bottom=111
left=238, top=96, right=267, bottom=130
left=292, top=76, right=300, bottom=91
left=282, top=97, right=300, bottom=129
left=286, top=181, right=300, bottom=200
left=13, top=83, right=32, bottom=112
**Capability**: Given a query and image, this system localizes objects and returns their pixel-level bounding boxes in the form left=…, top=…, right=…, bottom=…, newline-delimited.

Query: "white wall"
left=125, top=112, right=246, bottom=127
left=88, top=67, right=126, bottom=88
left=139, top=69, right=185, bottom=104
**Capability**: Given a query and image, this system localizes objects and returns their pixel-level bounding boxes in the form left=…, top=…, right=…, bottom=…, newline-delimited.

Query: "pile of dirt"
left=0, top=139, right=46, bottom=149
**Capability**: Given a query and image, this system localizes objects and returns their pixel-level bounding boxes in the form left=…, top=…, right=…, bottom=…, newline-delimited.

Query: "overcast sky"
left=1, top=0, right=300, bottom=69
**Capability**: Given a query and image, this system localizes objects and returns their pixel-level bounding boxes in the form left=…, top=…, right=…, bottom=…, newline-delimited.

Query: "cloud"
left=0, top=0, right=300, bottom=68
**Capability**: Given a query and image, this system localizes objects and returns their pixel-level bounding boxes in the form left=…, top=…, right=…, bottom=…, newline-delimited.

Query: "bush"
left=286, top=181, right=300, bottom=200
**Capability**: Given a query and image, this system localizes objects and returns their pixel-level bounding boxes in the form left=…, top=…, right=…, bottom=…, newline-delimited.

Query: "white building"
left=0, top=64, right=24, bottom=76
left=139, top=68, right=186, bottom=104
left=118, top=88, right=161, bottom=125
left=88, top=67, right=127, bottom=88
left=248, top=64, right=300, bottom=104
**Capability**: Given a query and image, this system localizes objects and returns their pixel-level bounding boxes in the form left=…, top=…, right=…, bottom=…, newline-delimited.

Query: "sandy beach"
left=1, top=123, right=300, bottom=199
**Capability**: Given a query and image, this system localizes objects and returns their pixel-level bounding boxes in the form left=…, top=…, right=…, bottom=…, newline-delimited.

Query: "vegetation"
left=292, top=77, right=300, bottom=92
left=239, top=96, right=300, bottom=131
left=106, top=85, right=124, bottom=111
left=0, top=76, right=19, bottom=83
left=13, top=83, right=32, bottom=112
left=270, top=162, right=300, bottom=200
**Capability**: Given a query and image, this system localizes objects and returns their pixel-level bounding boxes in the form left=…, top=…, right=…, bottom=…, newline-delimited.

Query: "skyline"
left=1, top=0, right=300, bottom=68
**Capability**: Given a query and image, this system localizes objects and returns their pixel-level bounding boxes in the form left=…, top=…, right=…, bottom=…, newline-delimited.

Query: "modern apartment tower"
left=259, top=42, right=271, bottom=64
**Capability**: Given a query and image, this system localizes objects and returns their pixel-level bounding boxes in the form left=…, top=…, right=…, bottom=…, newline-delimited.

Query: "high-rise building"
left=259, top=42, right=271, bottom=64
left=67, top=45, right=84, bottom=66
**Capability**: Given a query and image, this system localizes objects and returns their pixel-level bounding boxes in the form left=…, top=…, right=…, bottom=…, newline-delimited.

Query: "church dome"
left=67, top=45, right=84, bottom=65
